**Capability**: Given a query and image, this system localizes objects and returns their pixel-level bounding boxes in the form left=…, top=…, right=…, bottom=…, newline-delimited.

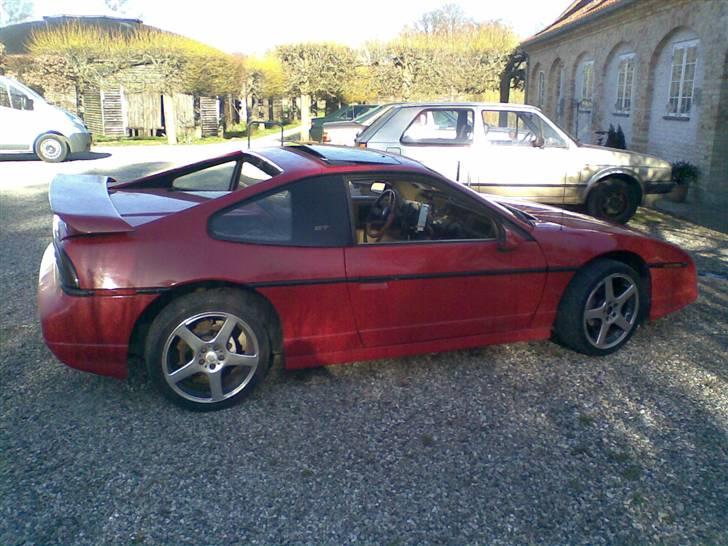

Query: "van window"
left=0, top=81, right=10, bottom=108
left=8, top=85, right=33, bottom=111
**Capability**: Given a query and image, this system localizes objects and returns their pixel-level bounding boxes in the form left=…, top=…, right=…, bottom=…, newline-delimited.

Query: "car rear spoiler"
left=49, top=174, right=134, bottom=234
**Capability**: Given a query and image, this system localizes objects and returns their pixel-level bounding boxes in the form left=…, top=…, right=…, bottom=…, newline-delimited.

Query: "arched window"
left=668, top=39, right=698, bottom=116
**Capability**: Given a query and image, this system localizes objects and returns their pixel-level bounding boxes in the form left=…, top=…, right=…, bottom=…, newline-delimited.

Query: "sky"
left=28, top=0, right=574, bottom=54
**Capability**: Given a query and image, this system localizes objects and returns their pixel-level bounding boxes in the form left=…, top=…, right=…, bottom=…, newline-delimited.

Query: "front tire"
left=145, top=289, right=271, bottom=411
left=35, top=134, right=69, bottom=163
left=586, top=178, right=639, bottom=224
left=554, top=259, right=646, bottom=356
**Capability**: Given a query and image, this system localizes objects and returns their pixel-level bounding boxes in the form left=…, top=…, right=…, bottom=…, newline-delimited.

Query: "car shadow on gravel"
left=0, top=151, right=111, bottom=162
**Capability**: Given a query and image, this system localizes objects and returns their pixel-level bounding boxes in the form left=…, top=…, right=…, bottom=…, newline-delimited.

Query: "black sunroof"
left=287, top=144, right=401, bottom=165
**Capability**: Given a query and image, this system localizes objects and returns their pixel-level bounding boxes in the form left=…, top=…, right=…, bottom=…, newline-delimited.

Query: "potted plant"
left=668, top=161, right=700, bottom=203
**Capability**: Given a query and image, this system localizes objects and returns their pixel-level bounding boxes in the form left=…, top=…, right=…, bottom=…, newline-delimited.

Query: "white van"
left=0, top=75, right=92, bottom=162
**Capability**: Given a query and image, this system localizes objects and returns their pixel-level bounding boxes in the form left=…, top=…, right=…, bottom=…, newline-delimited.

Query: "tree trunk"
left=300, top=93, right=311, bottom=141
left=499, top=73, right=511, bottom=104
left=224, top=94, right=234, bottom=130
left=241, top=82, right=249, bottom=123
left=163, top=94, right=177, bottom=145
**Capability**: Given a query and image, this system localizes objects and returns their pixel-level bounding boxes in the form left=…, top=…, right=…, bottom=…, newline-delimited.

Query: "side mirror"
left=497, top=225, right=521, bottom=252
left=531, top=136, right=545, bottom=148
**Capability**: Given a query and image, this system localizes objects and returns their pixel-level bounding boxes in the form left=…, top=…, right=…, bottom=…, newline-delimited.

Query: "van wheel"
left=586, top=178, right=639, bottom=224
left=35, top=134, right=69, bottom=163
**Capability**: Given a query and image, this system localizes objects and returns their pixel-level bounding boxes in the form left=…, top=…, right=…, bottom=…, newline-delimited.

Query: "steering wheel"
left=365, top=189, right=398, bottom=241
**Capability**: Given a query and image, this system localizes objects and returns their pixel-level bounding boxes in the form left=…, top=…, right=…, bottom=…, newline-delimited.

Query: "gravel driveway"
left=1, top=148, right=726, bottom=545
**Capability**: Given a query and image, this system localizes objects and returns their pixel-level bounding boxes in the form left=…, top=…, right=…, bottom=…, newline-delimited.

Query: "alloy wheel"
left=582, top=273, right=639, bottom=350
left=162, top=312, right=260, bottom=404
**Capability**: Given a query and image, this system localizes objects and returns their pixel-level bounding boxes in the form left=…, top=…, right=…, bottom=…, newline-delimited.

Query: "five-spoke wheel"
left=555, top=259, right=646, bottom=355
left=146, top=290, right=271, bottom=410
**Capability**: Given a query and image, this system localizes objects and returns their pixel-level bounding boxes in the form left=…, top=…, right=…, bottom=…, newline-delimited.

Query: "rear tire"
left=145, top=289, right=271, bottom=411
left=554, top=259, right=646, bottom=356
left=35, top=134, right=69, bottom=163
left=586, top=177, right=639, bottom=224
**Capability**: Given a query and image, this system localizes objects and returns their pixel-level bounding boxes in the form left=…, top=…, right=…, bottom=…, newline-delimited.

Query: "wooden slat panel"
left=126, top=93, right=162, bottom=130
left=101, top=88, right=125, bottom=137
left=83, top=89, right=103, bottom=135
left=173, top=94, right=194, bottom=129
left=199, top=96, right=219, bottom=137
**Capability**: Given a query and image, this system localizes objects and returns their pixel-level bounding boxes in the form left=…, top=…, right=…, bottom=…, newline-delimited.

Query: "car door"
left=0, top=80, right=35, bottom=152
left=381, top=107, right=476, bottom=182
left=344, top=174, right=547, bottom=348
left=465, top=109, right=573, bottom=203
left=207, top=175, right=362, bottom=358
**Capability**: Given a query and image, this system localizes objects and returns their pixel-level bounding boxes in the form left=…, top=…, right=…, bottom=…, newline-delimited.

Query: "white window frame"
left=667, top=39, right=698, bottom=117
left=579, top=61, right=594, bottom=111
left=615, top=53, right=635, bottom=114
left=537, top=71, right=545, bottom=108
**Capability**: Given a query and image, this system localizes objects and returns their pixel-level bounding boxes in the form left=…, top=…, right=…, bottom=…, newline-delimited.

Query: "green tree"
left=367, top=13, right=518, bottom=102
left=409, top=3, right=475, bottom=37
left=1, top=0, right=34, bottom=26
left=276, top=42, right=356, bottom=138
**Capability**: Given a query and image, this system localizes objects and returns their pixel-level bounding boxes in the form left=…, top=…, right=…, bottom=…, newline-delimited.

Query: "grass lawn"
left=95, top=123, right=300, bottom=146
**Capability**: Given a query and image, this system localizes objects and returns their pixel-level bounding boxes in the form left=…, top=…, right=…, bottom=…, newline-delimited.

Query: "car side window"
left=481, top=110, right=567, bottom=148
left=210, top=175, right=351, bottom=247
left=348, top=176, right=497, bottom=244
left=401, top=109, right=474, bottom=145
left=8, top=85, right=33, bottom=111
left=482, top=110, right=533, bottom=146
left=0, top=82, right=11, bottom=108
left=172, top=161, right=237, bottom=191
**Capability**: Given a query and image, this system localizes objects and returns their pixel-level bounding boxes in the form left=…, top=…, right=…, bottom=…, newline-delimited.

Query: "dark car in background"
left=309, top=104, right=379, bottom=142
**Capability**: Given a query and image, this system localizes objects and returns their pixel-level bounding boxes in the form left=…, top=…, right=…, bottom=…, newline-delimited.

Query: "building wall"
left=522, top=0, right=728, bottom=205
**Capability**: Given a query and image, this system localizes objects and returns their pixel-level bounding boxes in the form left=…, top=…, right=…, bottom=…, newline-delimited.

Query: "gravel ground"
left=1, top=152, right=726, bottom=545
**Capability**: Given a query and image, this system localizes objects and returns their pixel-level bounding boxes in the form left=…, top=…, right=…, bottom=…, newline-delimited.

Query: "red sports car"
left=38, top=145, right=697, bottom=410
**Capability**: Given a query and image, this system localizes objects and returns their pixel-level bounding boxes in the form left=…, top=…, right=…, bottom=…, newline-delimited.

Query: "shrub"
left=671, top=161, right=700, bottom=186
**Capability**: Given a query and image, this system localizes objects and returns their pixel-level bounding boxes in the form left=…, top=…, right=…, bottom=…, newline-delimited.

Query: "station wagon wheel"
left=145, top=290, right=271, bottom=411
left=35, top=134, right=69, bottom=163
left=554, top=259, right=645, bottom=356
left=586, top=177, right=639, bottom=224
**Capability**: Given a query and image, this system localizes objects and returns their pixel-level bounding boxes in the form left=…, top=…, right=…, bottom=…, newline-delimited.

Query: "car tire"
left=554, top=259, right=646, bottom=356
left=145, top=289, right=272, bottom=411
left=586, top=177, right=639, bottom=224
left=35, top=134, right=69, bottom=163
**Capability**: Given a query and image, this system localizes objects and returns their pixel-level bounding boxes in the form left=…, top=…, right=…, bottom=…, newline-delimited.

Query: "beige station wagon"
left=355, top=103, right=674, bottom=223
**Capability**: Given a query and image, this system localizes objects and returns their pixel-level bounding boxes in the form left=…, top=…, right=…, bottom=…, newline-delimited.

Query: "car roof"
left=379, top=102, right=543, bottom=112
left=269, top=144, right=427, bottom=171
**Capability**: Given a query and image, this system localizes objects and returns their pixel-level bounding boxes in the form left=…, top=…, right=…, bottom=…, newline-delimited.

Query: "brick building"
left=521, top=0, right=728, bottom=205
